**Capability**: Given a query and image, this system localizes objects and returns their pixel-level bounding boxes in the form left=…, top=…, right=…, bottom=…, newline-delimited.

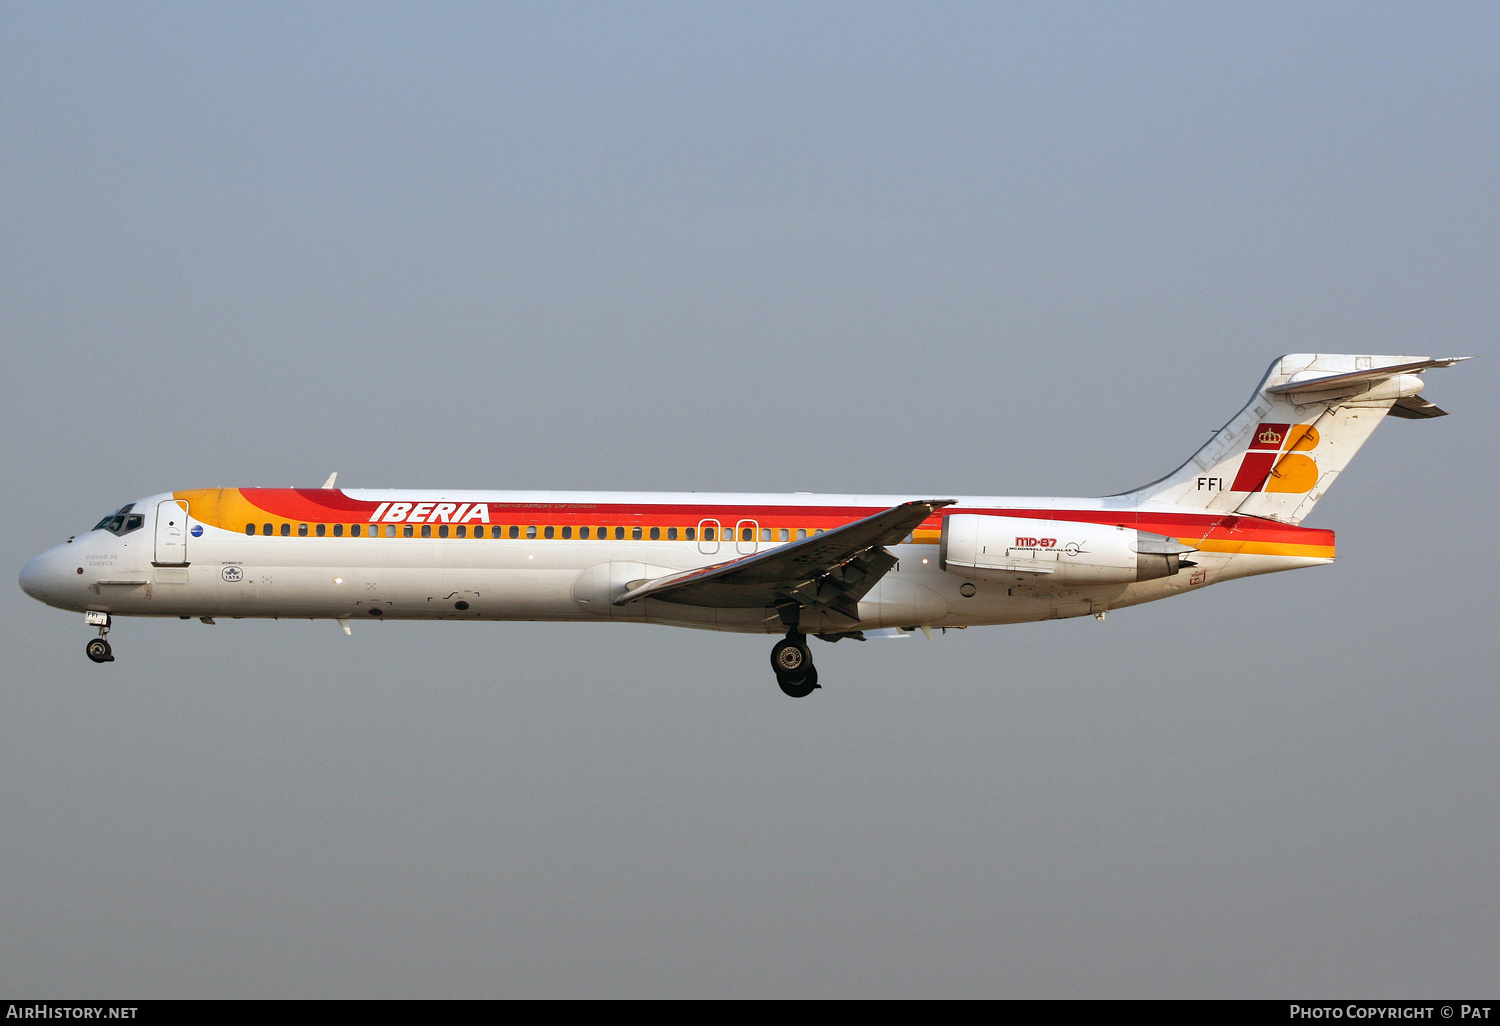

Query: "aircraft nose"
left=19, top=549, right=65, bottom=602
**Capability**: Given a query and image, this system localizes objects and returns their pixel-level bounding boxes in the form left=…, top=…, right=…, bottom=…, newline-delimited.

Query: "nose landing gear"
left=84, top=611, right=114, bottom=663
left=770, top=633, right=819, bottom=698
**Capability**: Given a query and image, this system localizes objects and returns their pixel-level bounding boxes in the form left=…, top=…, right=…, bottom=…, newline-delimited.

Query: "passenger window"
left=580, top=527, right=590, bottom=539
left=296, top=524, right=307, bottom=537
left=334, top=524, right=344, bottom=537
left=316, top=524, right=326, bottom=537
left=615, top=527, right=625, bottom=540
left=685, top=527, right=695, bottom=541
left=403, top=525, right=414, bottom=538
left=455, top=525, right=465, bottom=538
left=779, top=528, right=788, bottom=541
left=507, top=526, right=518, bottom=539
left=351, top=524, right=361, bottom=537
left=441, top=525, right=452, bottom=538
left=797, top=528, right=807, bottom=539
left=280, top=523, right=291, bottom=537
left=264, top=523, right=273, bottom=536
left=703, top=527, right=715, bottom=541
left=421, top=524, right=432, bottom=538
left=668, top=527, right=678, bottom=540
left=561, top=526, right=572, bottom=539
left=526, top=526, right=537, bottom=539
left=385, top=525, right=396, bottom=537
left=246, top=523, right=255, bottom=536
left=650, top=527, right=660, bottom=540
left=761, top=528, right=771, bottom=541
left=632, top=526, right=642, bottom=540
left=544, top=526, right=554, bottom=539
left=742, top=527, right=753, bottom=541
left=814, top=528, right=824, bottom=535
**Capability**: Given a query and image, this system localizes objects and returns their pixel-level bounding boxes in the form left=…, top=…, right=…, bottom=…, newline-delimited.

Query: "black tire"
left=770, top=637, right=812, bottom=676
left=85, top=638, right=113, bottom=664
left=777, top=665, right=819, bottom=698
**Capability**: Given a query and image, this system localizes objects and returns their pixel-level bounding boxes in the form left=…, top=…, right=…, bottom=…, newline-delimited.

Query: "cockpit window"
left=94, top=504, right=144, bottom=537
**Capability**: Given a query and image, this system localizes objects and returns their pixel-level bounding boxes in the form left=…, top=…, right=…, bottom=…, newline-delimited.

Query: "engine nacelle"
left=939, top=514, right=1195, bottom=585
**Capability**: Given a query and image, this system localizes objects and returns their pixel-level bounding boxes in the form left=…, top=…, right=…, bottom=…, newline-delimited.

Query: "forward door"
left=154, top=499, right=189, bottom=566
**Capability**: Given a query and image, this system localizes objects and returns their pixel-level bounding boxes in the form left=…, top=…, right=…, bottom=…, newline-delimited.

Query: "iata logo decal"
left=221, top=566, right=244, bottom=583
left=367, top=502, right=491, bottom=525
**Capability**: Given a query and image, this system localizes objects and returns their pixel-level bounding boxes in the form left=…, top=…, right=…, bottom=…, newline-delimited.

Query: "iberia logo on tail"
left=1230, top=423, right=1321, bottom=493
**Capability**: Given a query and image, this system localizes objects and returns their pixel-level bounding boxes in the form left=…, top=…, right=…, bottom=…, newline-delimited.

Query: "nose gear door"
left=154, top=499, right=190, bottom=566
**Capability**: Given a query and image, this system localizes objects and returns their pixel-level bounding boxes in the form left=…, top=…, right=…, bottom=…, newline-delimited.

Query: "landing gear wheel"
left=777, top=665, right=819, bottom=698
left=770, top=636, right=812, bottom=676
left=85, top=638, right=113, bottom=663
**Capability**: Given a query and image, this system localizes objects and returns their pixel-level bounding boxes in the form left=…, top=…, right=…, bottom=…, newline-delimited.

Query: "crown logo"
left=1257, top=427, right=1283, bottom=446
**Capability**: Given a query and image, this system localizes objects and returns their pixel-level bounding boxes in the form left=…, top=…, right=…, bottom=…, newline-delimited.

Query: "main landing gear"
left=770, top=633, right=819, bottom=698
left=85, top=612, right=114, bottom=663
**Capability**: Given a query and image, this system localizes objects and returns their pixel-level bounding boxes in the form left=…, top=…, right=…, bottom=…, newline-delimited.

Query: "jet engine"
left=939, top=514, right=1195, bottom=585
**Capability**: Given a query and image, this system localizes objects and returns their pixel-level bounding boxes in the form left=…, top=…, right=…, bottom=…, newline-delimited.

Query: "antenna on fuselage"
left=321, top=472, right=338, bottom=489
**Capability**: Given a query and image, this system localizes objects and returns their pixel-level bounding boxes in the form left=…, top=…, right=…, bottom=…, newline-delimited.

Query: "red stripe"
left=234, top=490, right=1333, bottom=547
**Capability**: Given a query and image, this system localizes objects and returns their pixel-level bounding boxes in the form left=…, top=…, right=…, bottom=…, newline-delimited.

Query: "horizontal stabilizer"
left=1265, top=357, right=1471, bottom=397
left=1388, top=395, right=1448, bottom=419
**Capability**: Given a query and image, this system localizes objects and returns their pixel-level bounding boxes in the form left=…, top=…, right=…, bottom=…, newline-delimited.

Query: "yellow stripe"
left=913, top=528, right=1330, bottom=557
left=1183, top=537, right=1335, bottom=558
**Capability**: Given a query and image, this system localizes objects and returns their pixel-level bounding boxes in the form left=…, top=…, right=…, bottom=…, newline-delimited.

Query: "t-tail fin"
left=1124, top=354, right=1471, bottom=524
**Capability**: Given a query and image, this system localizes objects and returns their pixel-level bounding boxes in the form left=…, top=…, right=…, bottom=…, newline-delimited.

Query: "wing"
left=612, top=499, right=955, bottom=621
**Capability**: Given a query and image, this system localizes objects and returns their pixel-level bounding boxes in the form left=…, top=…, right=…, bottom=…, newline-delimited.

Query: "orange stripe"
left=1183, top=537, right=1335, bottom=558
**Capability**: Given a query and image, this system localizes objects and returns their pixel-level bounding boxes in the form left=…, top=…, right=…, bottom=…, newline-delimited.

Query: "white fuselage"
left=20, top=488, right=1330, bottom=635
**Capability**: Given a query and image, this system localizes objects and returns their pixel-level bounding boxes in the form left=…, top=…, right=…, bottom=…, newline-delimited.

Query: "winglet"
left=322, top=472, right=338, bottom=489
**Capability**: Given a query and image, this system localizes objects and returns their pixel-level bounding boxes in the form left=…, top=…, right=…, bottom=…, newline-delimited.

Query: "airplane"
left=19, top=353, right=1468, bottom=697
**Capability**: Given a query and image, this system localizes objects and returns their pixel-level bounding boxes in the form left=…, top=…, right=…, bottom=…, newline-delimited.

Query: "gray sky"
left=3, top=1, right=1497, bottom=997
